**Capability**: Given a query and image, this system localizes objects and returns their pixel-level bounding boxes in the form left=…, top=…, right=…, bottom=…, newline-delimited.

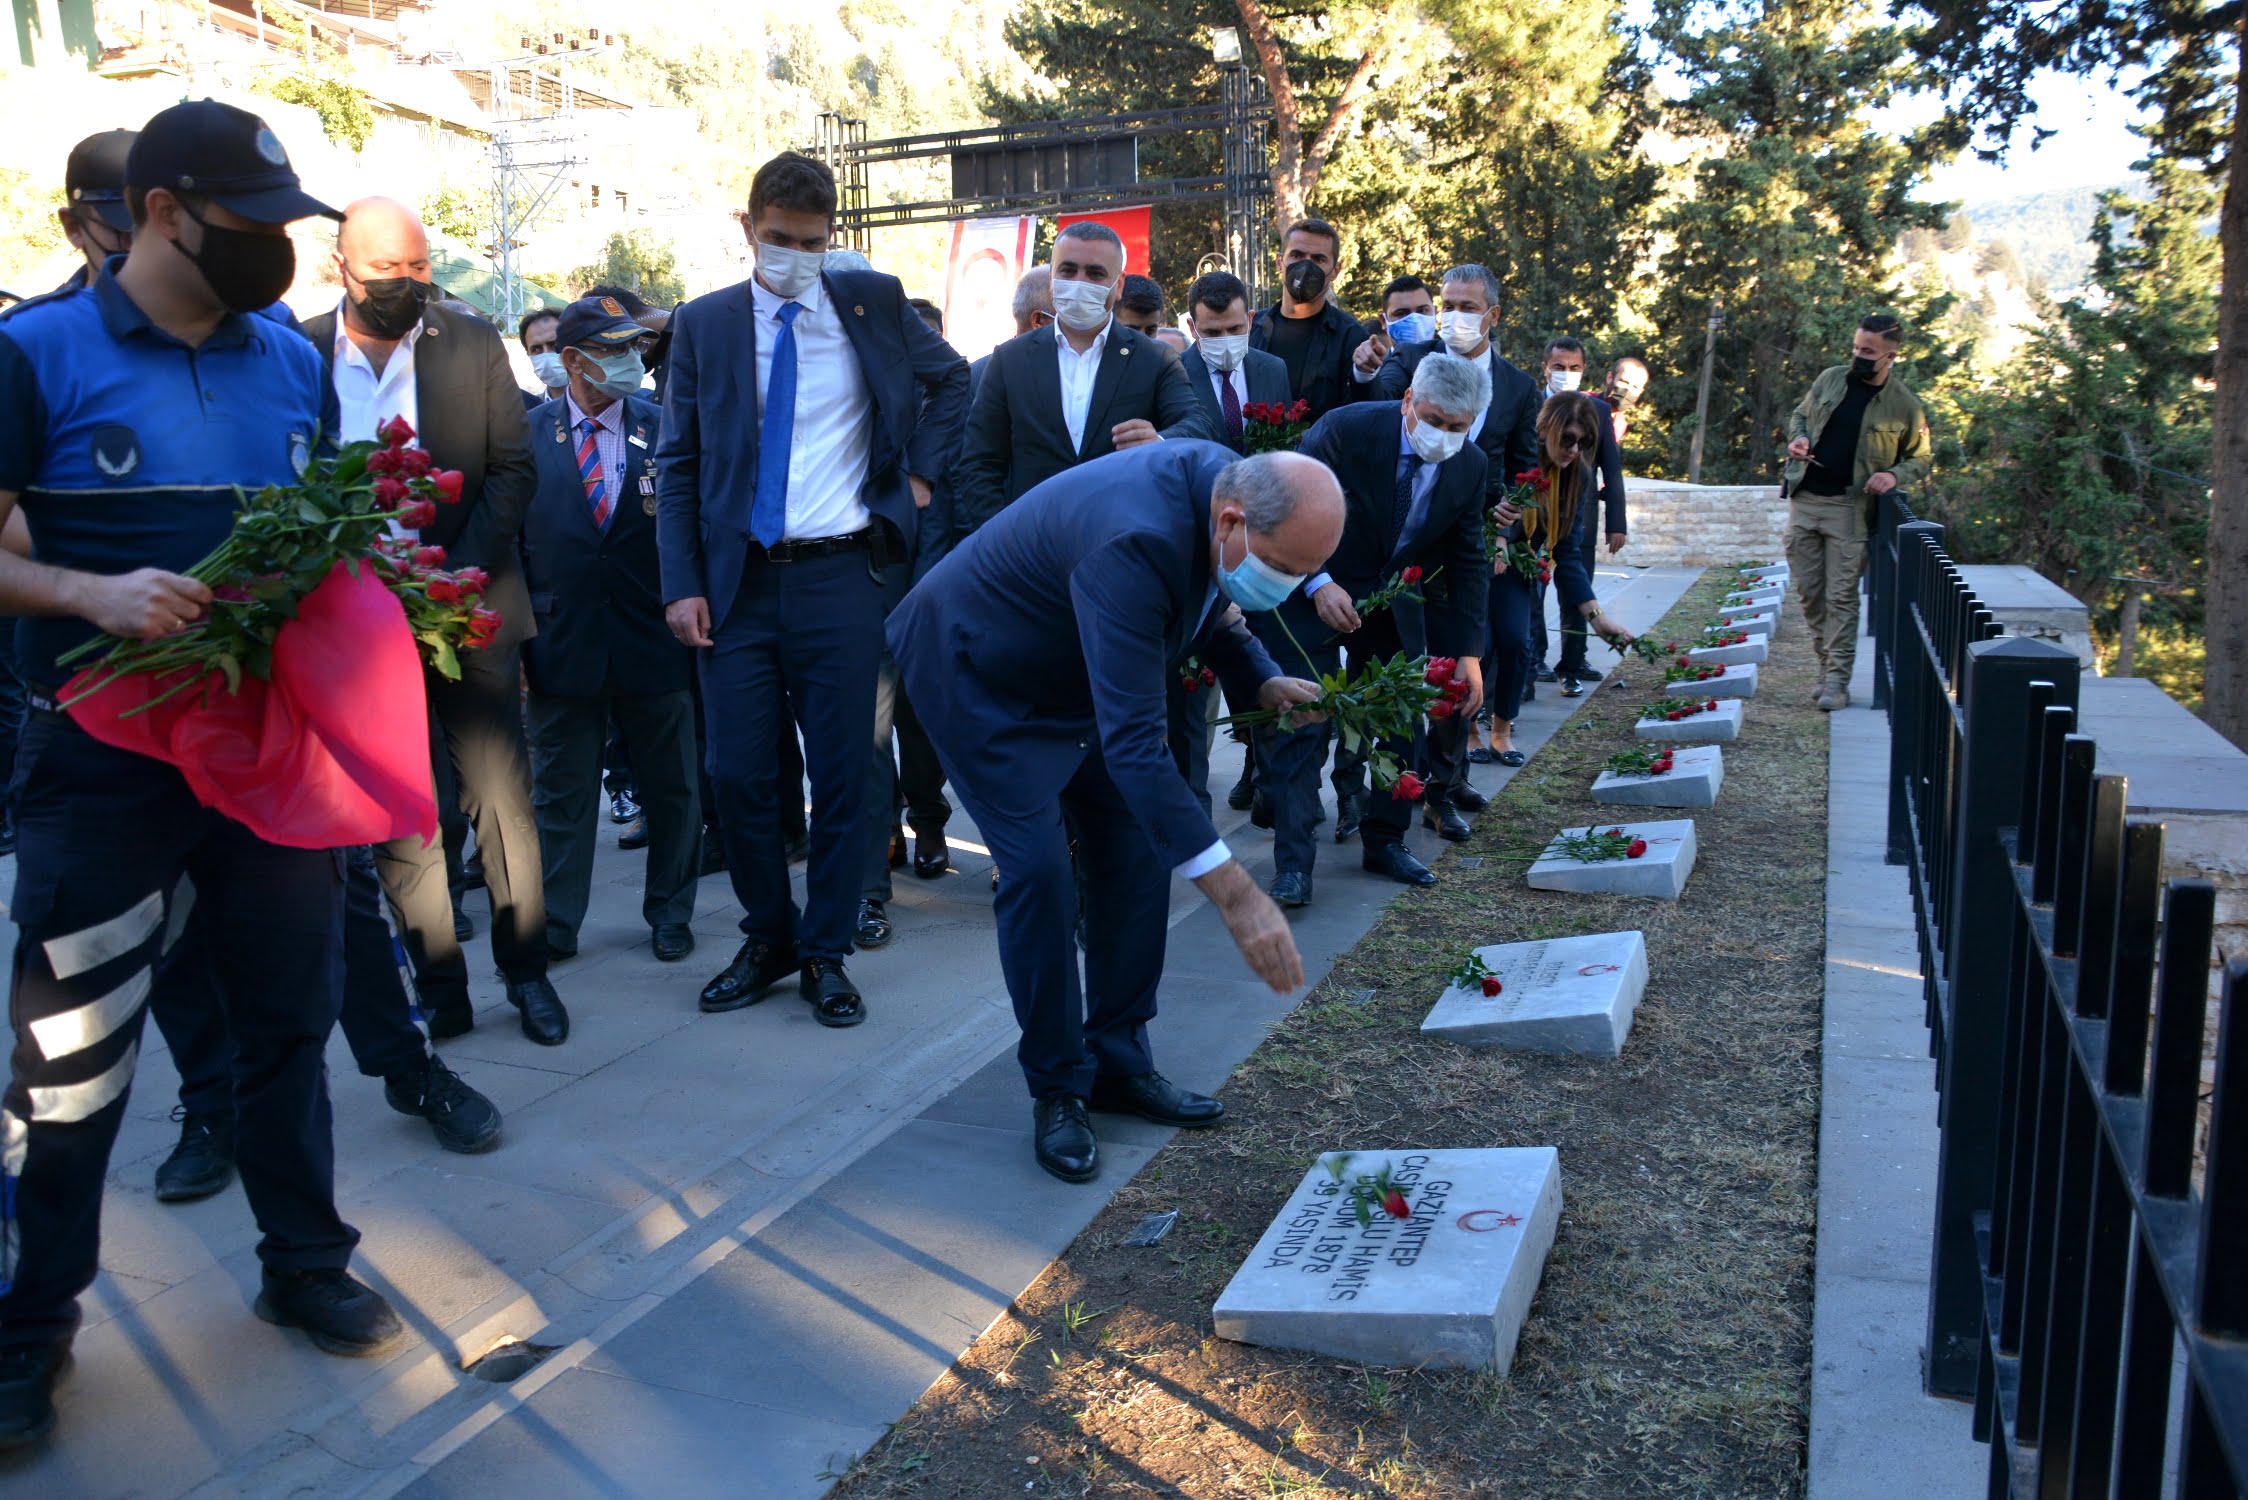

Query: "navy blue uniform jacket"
left=654, top=269, right=970, bottom=631
left=889, top=439, right=1285, bottom=870
left=520, top=392, right=689, bottom=698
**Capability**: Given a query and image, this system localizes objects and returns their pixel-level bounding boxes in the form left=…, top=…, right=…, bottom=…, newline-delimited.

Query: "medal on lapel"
left=641, top=473, right=657, bottom=515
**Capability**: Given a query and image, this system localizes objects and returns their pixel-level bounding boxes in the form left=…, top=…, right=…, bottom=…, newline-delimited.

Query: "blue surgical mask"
left=1218, top=528, right=1307, bottom=613
left=582, top=347, right=646, bottom=399
left=1387, top=312, right=1434, bottom=346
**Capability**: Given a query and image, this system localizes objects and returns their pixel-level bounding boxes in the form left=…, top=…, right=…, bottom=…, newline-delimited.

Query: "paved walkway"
left=1806, top=649, right=1984, bottom=1497
left=5, top=566, right=1698, bottom=1500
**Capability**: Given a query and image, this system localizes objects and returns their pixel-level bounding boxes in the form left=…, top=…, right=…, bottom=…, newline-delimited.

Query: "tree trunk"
left=2209, top=32, right=2248, bottom=750
left=1234, top=0, right=1402, bottom=233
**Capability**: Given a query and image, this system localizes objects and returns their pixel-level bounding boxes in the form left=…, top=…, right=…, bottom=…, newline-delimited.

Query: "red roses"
left=1391, top=771, right=1427, bottom=802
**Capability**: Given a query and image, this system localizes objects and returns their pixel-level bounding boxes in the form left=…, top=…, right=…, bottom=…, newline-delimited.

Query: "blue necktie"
left=751, top=301, right=803, bottom=548
left=1393, top=453, right=1422, bottom=551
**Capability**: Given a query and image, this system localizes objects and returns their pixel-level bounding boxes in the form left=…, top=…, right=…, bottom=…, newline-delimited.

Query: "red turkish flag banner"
left=1056, top=205, right=1152, bottom=279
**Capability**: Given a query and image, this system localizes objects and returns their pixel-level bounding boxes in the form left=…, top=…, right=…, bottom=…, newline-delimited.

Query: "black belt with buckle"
left=757, top=528, right=875, bottom=563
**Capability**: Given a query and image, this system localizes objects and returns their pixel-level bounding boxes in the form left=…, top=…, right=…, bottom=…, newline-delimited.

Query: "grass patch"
left=830, top=571, right=1830, bottom=1499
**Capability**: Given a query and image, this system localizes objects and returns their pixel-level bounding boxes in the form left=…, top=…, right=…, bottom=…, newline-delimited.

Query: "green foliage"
left=0, top=164, right=70, bottom=295
left=569, top=228, right=686, bottom=307
left=257, top=75, right=375, bottom=153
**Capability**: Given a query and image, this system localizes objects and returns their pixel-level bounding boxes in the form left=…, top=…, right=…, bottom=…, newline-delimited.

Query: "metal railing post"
left=1885, top=520, right=1944, bottom=866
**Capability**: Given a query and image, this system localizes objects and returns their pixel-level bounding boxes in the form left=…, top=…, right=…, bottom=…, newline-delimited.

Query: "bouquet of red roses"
left=1484, top=467, right=1550, bottom=582
left=1218, top=650, right=1462, bottom=801
left=1240, top=398, right=1313, bottom=455
left=55, top=416, right=497, bottom=849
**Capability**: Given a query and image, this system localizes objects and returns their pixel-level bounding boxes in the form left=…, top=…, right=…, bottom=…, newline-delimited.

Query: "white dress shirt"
left=1175, top=580, right=1232, bottom=880
left=1467, top=347, right=1496, bottom=441
left=750, top=273, right=873, bottom=540
left=1056, top=317, right=1112, bottom=453
left=332, top=305, right=424, bottom=537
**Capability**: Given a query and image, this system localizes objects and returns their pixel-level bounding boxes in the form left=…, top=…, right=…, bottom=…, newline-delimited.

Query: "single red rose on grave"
left=1666, top=710, right=1683, bottom=721
left=1400, top=565, right=1423, bottom=584
left=1711, top=664, right=1726, bottom=676
left=1608, top=827, right=1624, bottom=836
left=1429, top=699, right=1455, bottom=720
left=399, top=499, right=439, bottom=529
left=411, top=545, right=447, bottom=569
left=1199, top=666, right=1216, bottom=687
left=375, top=415, right=417, bottom=448
left=372, top=476, right=410, bottom=507
left=430, top=469, right=465, bottom=504
left=1481, top=976, right=1503, bottom=997
left=1675, top=655, right=1690, bottom=668
left=1627, top=838, right=1649, bottom=858
left=1380, top=1189, right=1411, bottom=1221
left=1392, top=771, right=1426, bottom=802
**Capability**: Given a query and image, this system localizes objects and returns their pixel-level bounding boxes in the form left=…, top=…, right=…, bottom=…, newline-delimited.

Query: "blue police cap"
left=126, top=100, right=339, bottom=224
left=555, top=295, right=646, bottom=352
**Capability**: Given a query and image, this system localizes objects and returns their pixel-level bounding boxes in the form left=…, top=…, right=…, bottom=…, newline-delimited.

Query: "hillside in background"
left=1960, top=182, right=2138, bottom=295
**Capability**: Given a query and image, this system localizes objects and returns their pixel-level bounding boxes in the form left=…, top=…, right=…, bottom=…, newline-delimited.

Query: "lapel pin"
left=854, top=304, right=865, bottom=316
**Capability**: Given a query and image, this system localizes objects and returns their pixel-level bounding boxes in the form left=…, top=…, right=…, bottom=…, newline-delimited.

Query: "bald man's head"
left=334, top=198, right=433, bottom=339
left=1211, top=451, right=1346, bottom=583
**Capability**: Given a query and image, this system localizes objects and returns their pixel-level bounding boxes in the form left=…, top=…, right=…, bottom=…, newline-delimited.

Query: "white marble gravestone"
left=1692, top=661, right=1759, bottom=700
left=1213, top=1148, right=1564, bottom=1371
left=1420, top=931, right=1649, bottom=1055
left=1527, top=818, right=1697, bottom=899
left=1723, top=586, right=1782, bottom=609
left=1636, top=698, right=1743, bottom=742
left=1720, top=609, right=1776, bottom=638
left=1689, top=637, right=1769, bottom=668
left=1592, top=744, right=1724, bottom=808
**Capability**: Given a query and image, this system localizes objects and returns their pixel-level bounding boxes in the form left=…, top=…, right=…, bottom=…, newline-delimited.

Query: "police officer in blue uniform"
left=0, top=100, right=403, bottom=1449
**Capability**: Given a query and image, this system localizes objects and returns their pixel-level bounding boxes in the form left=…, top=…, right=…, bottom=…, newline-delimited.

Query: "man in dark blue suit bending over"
left=658, top=152, right=969, bottom=1027
left=891, top=443, right=1344, bottom=1183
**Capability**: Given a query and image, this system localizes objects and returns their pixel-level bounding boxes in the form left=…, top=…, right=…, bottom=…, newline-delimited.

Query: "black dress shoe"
left=154, top=1108, right=236, bottom=1202
left=0, top=1340, right=71, bottom=1449
left=1089, top=1071, right=1226, bottom=1127
left=1451, top=783, right=1489, bottom=812
left=1269, top=870, right=1312, bottom=908
left=886, top=826, right=908, bottom=869
left=617, top=815, right=650, bottom=850
left=1561, top=675, right=1586, bottom=698
left=384, top=1051, right=502, bottom=1154
left=1534, top=663, right=1559, bottom=683
left=1033, top=1094, right=1099, bottom=1183
left=1249, top=790, right=1274, bottom=830
left=610, top=788, right=640, bottom=824
left=855, top=899, right=892, bottom=949
left=254, top=1268, right=404, bottom=1356
left=1363, top=841, right=1437, bottom=886
left=699, top=938, right=800, bottom=1012
left=421, top=987, right=474, bottom=1041
left=1495, top=749, right=1528, bottom=767
left=699, top=827, right=728, bottom=876
left=801, top=958, right=866, bottom=1027
left=1333, top=792, right=1363, bottom=843
left=1225, top=770, right=1256, bottom=811
left=913, top=833, right=949, bottom=879
left=652, top=923, right=695, bottom=962
left=1423, top=804, right=1473, bottom=842
left=506, top=976, right=569, bottom=1046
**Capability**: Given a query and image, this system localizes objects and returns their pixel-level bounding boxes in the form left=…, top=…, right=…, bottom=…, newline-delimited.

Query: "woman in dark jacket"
left=1483, top=391, right=1635, bottom=761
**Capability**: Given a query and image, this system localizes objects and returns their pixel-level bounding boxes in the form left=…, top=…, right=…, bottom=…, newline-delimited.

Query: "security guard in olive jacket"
left=1783, top=312, right=1932, bottom=712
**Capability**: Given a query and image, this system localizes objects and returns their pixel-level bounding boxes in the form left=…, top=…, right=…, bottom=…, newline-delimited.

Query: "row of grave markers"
left=1213, top=563, right=1789, bottom=1374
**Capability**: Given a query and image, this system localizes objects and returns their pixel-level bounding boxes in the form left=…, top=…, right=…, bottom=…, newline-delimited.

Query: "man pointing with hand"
left=891, top=443, right=1343, bottom=1184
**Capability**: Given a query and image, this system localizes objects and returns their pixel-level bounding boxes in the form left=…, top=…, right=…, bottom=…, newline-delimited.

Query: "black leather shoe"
left=506, top=976, right=569, bottom=1046
left=1452, top=783, right=1489, bottom=812
left=1033, top=1094, right=1099, bottom=1183
left=700, top=938, right=800, bottom=1012
left=254, top=1268, right=404, bottom=1356
left=609, top=788, right=640, bottom=824
left=616, top=815, right=649, bottom=851
left=652, top=923, right=695, bottom=962
left=1226, top=770, right=1256, bottom=811
left=384, top=1052, right=501, bottom=1154
left=699, top=827, right=728, bottom=875
left=1535, top=664, right=1559, bottom=684
left=1089, top=1071, right=1225, bottom=1128
left=451, top=901, right=474, bottom=942
left=887, top=826, right=908, bottom=869
left=913, top=832, right=949, bottom=879
left=0, top=1340, right=71, bottom=1449
left=1333, top=792, right=1363, bottom=843
left=1423, top=804, right=1472, bottom=842
left=1249, top=790, right=1274, bottom=830
left=421, top=985, right=474, bottom=1041
left=801, top=958, right=866, bottom=1027
left=1561, top=675, right=1586, bottom=698
left=154, top=1108, right=236, bottom=1202
left=1495, top=749, right=1528, bottom=767
left=1269, top=870, right=1313, bottom=908
left=855, top=899, right=892, bottom=949
left=1363, top=842, right=1437, bottom=886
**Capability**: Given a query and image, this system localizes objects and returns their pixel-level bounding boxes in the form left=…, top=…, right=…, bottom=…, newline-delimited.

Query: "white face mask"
left=529, top=351, right=567, bottom=390
left=1200, top=332, right=1250, bottom=372
left=1406, top=412, right=1467, bottom=464
left=1049, top=276, right=1113, bottom=333
left=1547, top=368, right=1584, bottom=396
left=755, top=241, right=823, bottom=301
left=1439, top=310, right=1488, bottom=355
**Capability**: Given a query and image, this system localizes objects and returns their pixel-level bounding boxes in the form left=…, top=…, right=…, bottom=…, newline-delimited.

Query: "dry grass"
left=829, top=571, right=1832, bottom=1499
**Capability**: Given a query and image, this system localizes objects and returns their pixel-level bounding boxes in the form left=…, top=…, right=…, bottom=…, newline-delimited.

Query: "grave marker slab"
left=1692, top=661, right=1759, bottom=700
left=1723, top=587, right=1782, bottom=609
left=1720, top=610, right=1776, bottom=639
left=1593, top=744, right=1724, bottom=808
left=1635, top=698, right=1742, bottom=742
left=1213, top=1148, right=1564, bottom=1371
left=1526, top=818, right=1697, bottom=899
left=1733, top=565, right=1788, bottom=585
left=1688, top=638, right=1768, bottom=668
left=1421, top=931, right=1648, bottom=1055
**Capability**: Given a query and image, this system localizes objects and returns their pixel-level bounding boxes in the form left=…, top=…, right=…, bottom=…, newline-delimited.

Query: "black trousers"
left=376, top=645, right=548, bottom=1002
left=154, top=848, right=427, bottom=1121
left=529, top=685, right=700, bottom=944
left=1251, top=600, right=1418, bottom=860
left=1, top=713, right=355, bottom=1347
left=1164, top=679, right=1221, bottom=822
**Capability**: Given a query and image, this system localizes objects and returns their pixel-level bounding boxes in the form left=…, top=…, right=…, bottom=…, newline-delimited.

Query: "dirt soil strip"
left=829, top=571, right=1830, bottom=1500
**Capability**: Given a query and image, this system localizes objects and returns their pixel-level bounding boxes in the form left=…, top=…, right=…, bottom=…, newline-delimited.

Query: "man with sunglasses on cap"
left=51, top=131, right=137, bottom=293
left=0, top=99, right=403, bottom=1449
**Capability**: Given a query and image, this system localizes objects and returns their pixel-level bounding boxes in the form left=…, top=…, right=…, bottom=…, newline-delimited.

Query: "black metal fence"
left=1870, top=498, right=2246, bottom=1493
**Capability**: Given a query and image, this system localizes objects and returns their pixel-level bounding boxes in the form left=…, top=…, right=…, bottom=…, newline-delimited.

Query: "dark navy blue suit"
left=890, top=441, right=1283, bottom=1099
left=657, top=271, right=968, bottom=962
left=522, top=392, right=700, bottom=948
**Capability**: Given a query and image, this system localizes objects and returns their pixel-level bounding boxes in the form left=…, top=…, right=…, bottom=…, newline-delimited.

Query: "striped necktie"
left=578, top=417, right=610, bottom=528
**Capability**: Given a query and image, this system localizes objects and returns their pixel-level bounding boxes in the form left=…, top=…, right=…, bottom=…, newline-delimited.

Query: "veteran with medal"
left=521, top=296, right=703, bottom=965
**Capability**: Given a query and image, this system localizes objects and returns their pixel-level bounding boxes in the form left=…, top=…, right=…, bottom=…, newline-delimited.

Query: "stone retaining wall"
left=1618, top=480, right=1791, bottom=566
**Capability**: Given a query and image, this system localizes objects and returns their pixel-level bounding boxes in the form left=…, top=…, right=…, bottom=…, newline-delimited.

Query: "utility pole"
left=1688, top=297, right=1723, bottom=485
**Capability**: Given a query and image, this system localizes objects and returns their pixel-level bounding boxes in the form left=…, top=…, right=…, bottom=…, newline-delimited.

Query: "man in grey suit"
left=955, top=222, right=1213, bottom=529
left=1179, top=271, right=1292, bottom=451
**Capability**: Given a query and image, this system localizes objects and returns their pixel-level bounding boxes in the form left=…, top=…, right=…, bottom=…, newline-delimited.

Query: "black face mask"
left=347, top=272, right=431, bottom=340
left=1850, top=354, right=1880, bottom=382
left=169, top=205, right=296, bottom=314
left=1283, top=260, right=1328, bottom=304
